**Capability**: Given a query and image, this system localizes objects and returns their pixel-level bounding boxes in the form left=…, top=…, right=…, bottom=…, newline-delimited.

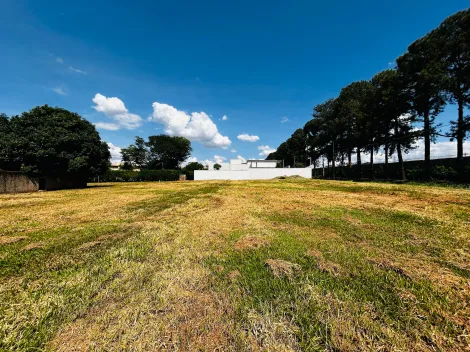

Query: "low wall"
left=0, top=171, right=39, bottom=194
left=194, top=168, right=312, bottom=180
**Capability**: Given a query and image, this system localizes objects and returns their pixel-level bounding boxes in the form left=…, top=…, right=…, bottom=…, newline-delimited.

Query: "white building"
left=194, top=159, right=312, bottom=180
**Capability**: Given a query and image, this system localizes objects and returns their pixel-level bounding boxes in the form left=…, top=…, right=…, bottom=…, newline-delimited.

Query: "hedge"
left=97, top=170, right=181, bottom=182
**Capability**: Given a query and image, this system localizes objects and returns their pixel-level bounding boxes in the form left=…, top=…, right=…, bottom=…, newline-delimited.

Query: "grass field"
left=0, top=179, right=469, bottom=351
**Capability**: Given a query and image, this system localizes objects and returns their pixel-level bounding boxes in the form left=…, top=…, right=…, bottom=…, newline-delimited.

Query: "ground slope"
left=0, top=180, right=469, bottom=351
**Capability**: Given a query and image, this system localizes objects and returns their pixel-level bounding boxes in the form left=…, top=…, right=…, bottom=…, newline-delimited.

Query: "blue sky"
left=1, top=0, right=468, bottom=164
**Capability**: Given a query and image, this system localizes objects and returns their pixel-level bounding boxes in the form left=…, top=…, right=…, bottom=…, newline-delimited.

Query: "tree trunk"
left=394, top=121, right=406, bottom=181
left=370, top=145, right=374, bottom=180
left=357, top=147, right=362, bottom=179
left=424, top=110, right=431, bottom=178
left=332, top=144, right=336, bottom=180
left=384, top=145, right=389, bottom=179
left=457, top=99, right=464, bottom=172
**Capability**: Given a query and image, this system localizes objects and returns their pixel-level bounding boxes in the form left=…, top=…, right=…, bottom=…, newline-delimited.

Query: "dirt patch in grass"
left=265, top=259, right=301, bottom=278
left=234, top=235, right=270, bottom=250
left=0, top=236, right=29, bottom=245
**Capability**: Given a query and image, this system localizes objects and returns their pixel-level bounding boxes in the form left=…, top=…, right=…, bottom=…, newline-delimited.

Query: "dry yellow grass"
left=0, top=179, right=469, bottom=351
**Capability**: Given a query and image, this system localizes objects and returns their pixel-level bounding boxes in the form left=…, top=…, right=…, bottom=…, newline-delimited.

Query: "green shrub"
left=431, top=165, right=458, bottom=181
left=97, top=169, right=181, bottom=182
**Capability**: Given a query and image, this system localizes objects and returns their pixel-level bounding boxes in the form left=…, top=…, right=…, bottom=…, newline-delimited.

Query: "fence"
left=0, top=170, right=39, bottom=193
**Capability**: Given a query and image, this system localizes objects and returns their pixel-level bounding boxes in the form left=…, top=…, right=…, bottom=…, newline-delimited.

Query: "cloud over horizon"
left=149, top=102, right=231, bottom=149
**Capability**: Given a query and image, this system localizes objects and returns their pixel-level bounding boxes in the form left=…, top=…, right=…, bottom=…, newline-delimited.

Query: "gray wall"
left=0, top=171, right=39, bottom=194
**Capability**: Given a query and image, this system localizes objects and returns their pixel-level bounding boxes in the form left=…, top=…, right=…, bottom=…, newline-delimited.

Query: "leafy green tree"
left=2, top=105, right=110, bottom=182
left=146, top=135, right=192, bottom=169
left=182, top=161, right=205, bottom=180
left=213, top=163, right=221, bottom=170
left=122, top=135, right=192, bottom=170
left=120, top=136, right=148, bottom=170
left=428, top=9, right=470, bottom=170
left=397, top=38, right=446, bottom=177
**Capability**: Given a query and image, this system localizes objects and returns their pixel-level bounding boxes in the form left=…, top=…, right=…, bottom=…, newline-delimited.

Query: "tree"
left=146, top=135, right=192, bottom=169
left=336, top=81, right=374, bottom=178
left=397, top=38, right=446, bottom=177
left=2, top=105, right=110, bottom=183
left=182, top=161, right=205, bottom=180
left=428, top=9, right=470, bottom=170
left=120, top=136, right=148, bottom=170
left=213, top=163, right=221, bottom=170
left=0, top=113, right=16, bottom=171
left=371, top=70, right=417, bottom=180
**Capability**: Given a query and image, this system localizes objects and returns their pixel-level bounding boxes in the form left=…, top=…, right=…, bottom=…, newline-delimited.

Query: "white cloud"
left=107, top=142, right=122, bottom=163
left=231, top=149, right=237, bottom=153
left=69, top=66, right=87, bottom=75
left=280, top=116, right=289, bottom=123
left=237, top=155, right=247, bottom=163
left=56, top=57, right=63, bottom=64
left=93, top=93, right=143, bottom=130
left=52, top=86, right=68, bottom=96
left=237, top=134, right=260, bottom=142
left=220, top=115, right=228, bottom=121
left=94, top=122, right=120, bottom=131
left=258, top=145, right=277, bottom=157
left=214, top=155, right=226, bottom=164
left=149, top=102, right=231, bottom=149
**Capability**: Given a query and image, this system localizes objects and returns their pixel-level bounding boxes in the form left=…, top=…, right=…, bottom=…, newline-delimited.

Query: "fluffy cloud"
left=93, top=93, right=143, bottom=130
left=180, top=156, right=199, bottom=167
left=231, top=149, right=237, bottom=153
left=258, top=145, right=277, bottom=157
left=220, top=115, right=228, bottom=121
left=52, top=86, right=68, bottom=96
left=107, top=142, right=122, bottom=163
left=69, top=66, right=87, bottom=75
left=280, top=117, right=289, bottom=123
left=149, top=102, right=231, bottom=149
left=214, top=155, right=227, bottom=164
left=237, top=134, right=259, bottom=142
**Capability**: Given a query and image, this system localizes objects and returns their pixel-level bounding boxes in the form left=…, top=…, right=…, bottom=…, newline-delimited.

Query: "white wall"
left=194, top=168, right=311, bottom=180
left=248, top=161, right=277, bottom=168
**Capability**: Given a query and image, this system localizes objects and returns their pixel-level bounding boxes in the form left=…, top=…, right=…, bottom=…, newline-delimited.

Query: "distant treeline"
left=97, top=170, right=181, bottom=182
left=268, top=8, right=470, bottom=182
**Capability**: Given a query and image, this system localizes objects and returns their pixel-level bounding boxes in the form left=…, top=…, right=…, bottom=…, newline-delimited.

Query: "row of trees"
left=0, top=106, right=110, bottom=182
left=269, top=8, right=470, bottom=180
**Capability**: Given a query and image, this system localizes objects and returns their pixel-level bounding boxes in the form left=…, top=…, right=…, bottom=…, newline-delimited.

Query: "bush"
left=431, top=165, right=458, bottom=181
left=97, top=169, right=181, bottom=182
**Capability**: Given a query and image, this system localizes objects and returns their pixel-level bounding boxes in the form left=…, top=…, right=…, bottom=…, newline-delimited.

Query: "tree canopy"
left=121, top=135, right=192, bottom=170
left=0, top=105, right=110, bottom=181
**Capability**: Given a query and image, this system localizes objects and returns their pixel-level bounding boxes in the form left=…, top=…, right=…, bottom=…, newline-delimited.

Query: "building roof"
left=246, top=159, right=280, bottom=162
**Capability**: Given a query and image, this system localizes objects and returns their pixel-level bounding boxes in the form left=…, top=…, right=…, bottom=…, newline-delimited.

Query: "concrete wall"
left=247, top=161, right=277, bottom=168
left=0, top=171, right=39, bottom=194
left=249, top=168, right=312, bottom=179
left=194, top=168, right=311, bottom=180
left=195, top=170, right=250, bottom=180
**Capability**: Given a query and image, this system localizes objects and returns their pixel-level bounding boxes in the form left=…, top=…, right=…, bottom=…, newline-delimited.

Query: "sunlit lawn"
left=0, top=179, right=469, bottom=351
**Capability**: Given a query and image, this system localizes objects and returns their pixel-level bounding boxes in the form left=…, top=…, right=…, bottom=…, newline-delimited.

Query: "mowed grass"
left=0, top=180, right=469, bottom=351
